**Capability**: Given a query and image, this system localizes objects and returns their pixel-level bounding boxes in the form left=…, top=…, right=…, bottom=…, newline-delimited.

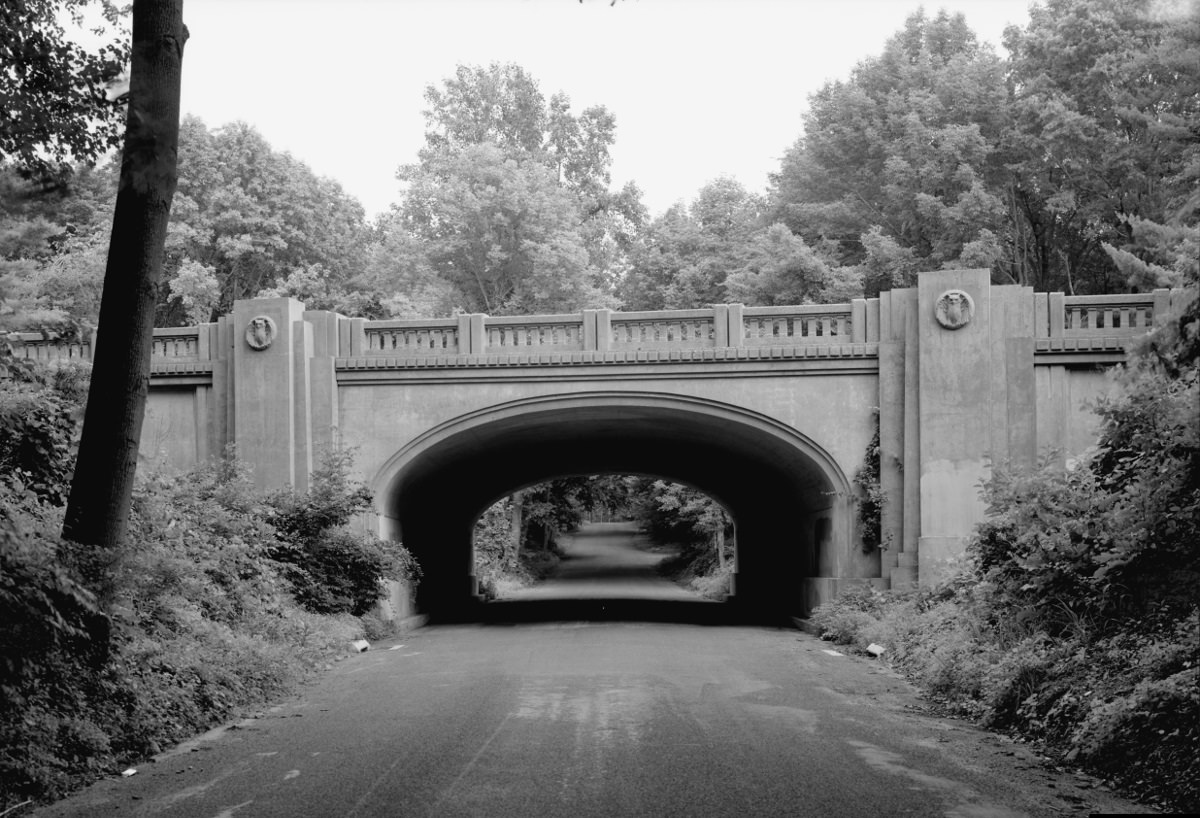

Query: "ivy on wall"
left=853, top=413, right=886, bottom=552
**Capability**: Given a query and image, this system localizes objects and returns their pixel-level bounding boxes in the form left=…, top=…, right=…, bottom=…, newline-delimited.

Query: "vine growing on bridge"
left=853, top=413, right=886, bottom=552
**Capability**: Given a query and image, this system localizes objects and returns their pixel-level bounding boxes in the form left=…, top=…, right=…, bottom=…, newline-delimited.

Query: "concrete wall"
left=141, top=386, right=207, bottom=468
left=122, top=275, right=1172, bottom=616
left=336, top=371, right=877, bottom=506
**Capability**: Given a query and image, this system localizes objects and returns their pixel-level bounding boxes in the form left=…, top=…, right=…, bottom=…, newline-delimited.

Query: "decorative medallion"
left=934, top=289, right=975, bottom=330
left=245, top=315, right=277, bottom=350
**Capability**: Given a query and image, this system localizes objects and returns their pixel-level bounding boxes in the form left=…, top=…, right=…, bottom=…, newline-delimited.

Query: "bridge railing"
left=2, top=331, right=93, bottom=363
left=742, top=304, right=854, bottom=345
left=485, top=314, right=585, bottom=352
left=6, top=289, right=1185, bottom=366
left=1035, top=289, right=1178, bottom=347
left=365, top=319, right=461, bottom=355
left=151, top=326, right=207, bottom=359
left=1062, top=293, right=1157, bottom=335
left=609, top=309, right=716, bottom=350
left=357, top=303, right=864, bottom=358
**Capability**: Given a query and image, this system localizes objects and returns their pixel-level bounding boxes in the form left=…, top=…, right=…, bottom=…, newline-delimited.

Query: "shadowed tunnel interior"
left=377, top=396, right=850, bottom=622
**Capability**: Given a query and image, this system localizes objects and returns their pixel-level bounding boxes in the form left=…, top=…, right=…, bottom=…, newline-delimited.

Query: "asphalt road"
left=35, top=523, right=1156, bottom=817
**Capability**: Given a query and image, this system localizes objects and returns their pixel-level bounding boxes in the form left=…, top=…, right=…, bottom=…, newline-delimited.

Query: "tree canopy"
left=770, top=1, right=1199, bottom=296
left=4, top=1, right=1197, bottom=339
left=0, top=0, right=129, bottom=181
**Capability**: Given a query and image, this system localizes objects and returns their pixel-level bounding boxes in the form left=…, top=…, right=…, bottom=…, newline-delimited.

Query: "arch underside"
left=375, top=393, right=855, bottom=619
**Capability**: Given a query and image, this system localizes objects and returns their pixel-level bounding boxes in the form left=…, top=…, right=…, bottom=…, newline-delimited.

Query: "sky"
left=174, top=0, right=1036, bottom=220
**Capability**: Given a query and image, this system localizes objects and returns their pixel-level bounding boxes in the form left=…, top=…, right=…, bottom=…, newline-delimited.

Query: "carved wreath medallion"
left=934, top=289, right=975, bottom=330
left=245, top=315, right=277, bottom=350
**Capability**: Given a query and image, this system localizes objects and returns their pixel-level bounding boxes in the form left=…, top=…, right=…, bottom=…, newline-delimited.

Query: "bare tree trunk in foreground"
left=62, top=1, right=188, bottom=585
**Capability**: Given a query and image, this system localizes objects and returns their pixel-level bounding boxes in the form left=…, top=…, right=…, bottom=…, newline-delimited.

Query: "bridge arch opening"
left=372, top=392, right=862, bottom=621
left=469, top=475, right=738, bottom=603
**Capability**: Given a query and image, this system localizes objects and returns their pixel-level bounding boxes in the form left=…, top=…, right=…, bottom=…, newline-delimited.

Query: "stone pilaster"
left=232, top=297, right=307, bottom=489
left=916, top=269, right=992, bottom=583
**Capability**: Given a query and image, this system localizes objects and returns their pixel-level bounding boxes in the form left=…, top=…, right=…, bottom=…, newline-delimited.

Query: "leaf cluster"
left=852, top=420, right=886, bottom=551
left=0, top=0, right=130, bottom=181
left=265, top=447, right=418, bottom=616
left=0, top=454, right=365, bottom=810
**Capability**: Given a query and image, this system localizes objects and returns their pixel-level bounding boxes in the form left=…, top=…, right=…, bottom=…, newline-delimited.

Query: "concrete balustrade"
left=3, top=330, right=94, bottom=362
left=365, top=319, right=461, bottom=355
left=485, top=314, right=585, bottom=351
left=8, top=290, right=1179, bottom=369
left=1063, top=293, right=1158, bottom=334
left=151, top=326, right=206, bottom=359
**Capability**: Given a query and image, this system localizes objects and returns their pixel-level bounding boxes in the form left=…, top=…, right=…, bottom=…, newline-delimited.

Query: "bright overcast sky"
left=177, top=0, right=1035, bottom=220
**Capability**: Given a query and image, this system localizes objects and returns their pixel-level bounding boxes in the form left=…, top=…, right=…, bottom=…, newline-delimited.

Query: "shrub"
left=0, top=357, right=88, bottom=505
left=0, top=452, right=371, bottom=810
left=266, top=447, right=419, bottom=615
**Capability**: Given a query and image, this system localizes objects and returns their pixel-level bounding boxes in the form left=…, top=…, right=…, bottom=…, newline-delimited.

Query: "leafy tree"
left=621, top=178, right=765, bottom=309
left=421, top=63, right=549, bottom=161
left=347, top=211, right=459, bottom=319
left=770, top=9, right=1009, bottom=282
left=395, top=62, right=643, bottom=314
left=0, top=164, right=117, bottom=334
left=420, top=62, right=619, bottom=196
left=618, top=203, right=702, bottom=310
left=1001, top=0, right=1200, bottom=293
left=266, top=448, right=418, bottom=616
left=0, top=357, right=89, bottom=506
left=0, top=0, right=129, bottom=181
left=725, top=223, right=860, bottom=305
left=631, top=479, right=733, bottom=578
left=399, top=143, right=607, bottom=314
left=162, top=117, right=368, bottom=323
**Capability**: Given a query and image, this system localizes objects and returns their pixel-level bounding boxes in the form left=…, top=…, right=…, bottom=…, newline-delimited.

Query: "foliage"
left=1001, top=0, right=1200, bottom=293
left=163, top=117, right=369, bottom=323
left=852, top=419, right=886, bottom=551
left=472, top=493, right=570, bottom=600
left=629, top=478, right=733, bottom=598
left=266, top=447, right=419, bottom=616
left=620, top=179, right=764, bottom=309
left=0, top=356, right=88, bottom=505
left=395, top=62, right=644, bottom=315
left=769, top=1, right=1199, bottom=297
left=0, top=164, right=116, bottom=334
left=0, top=0, right=129, bottom=181
left=0, top=455, right=365, bottom=810
left=471, top=475, right=645, bottom=599
left=398, top=143, right=609, bottom=314
left=771, top=10, right=1008, bottom=284
left=0, top=364, right=421, bottom=809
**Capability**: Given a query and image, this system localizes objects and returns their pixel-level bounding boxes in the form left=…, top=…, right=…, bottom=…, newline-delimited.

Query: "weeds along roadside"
left=1, top=356, right=418, bottom=810
left=810, top=290, right=1200, bottom=814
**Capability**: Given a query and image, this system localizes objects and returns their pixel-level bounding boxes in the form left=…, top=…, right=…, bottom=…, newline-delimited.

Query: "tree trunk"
left=507, top=491, right=524, bottom=568
left=715, top=526, right=726, bottom=571
left=62, top=1, right=187, bottom=584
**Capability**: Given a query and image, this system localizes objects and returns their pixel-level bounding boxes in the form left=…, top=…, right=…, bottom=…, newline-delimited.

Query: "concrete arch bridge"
left=17, top=270, right=1182, bottom=619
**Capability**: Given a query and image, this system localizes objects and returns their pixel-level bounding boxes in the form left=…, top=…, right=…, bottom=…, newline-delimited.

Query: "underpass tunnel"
left=374, top=397, right=857, bottom=621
